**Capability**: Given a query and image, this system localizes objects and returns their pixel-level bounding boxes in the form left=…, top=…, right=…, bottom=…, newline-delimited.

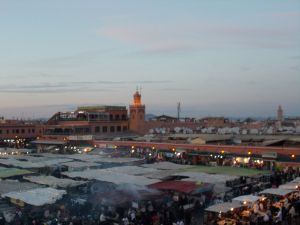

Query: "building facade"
left=43, top=105, right=130, bottom=140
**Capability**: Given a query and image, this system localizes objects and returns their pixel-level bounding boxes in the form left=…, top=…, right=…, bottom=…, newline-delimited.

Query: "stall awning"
left=259, top=188, right=294, bottom=196
left=278, top=183, right=299, bottom=190
left=205, top=202, right=242, bottom=213
left=147, top=180, right=209, bottom=194
left=232, top=195, right=261, bottom=204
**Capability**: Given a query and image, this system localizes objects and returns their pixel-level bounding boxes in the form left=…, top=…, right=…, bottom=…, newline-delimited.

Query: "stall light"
left=221, top=150, right=225, bottom=154
left=220, top=156, right=223, bottom=159
left=172, top=148, right=176, bottom=151
left=94, top=145, right=97, bottom=148
left=243, top=201, right=247, bottom=205
left=131, top=150, right=135, bottom=153
left=291, top=154, right=295, bottom=159
left=230, top=208, right=234, bottom=211
left=152, top=146, right=155, bottom=150
left=131, top=146, right=135, bottom=149
left=210, top=154, right=213, bottom=157
left=248, top=151, right=252, bottom=155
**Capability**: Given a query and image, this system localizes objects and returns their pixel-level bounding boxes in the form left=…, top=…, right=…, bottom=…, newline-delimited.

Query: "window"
left=117, top=126, right=121, bottom=132
left=110, top=126, right=115, bottom=132
left=103, top=126, right=107, bottom=133
left=123, top=126, right=127, bottom=131
left=95, top=126, right=100, bottom=133
left=0, top=130, right=2, bottom=134
left=32, top=129, right=35, bottom=133
left=21, top=129, right=25, bottom=134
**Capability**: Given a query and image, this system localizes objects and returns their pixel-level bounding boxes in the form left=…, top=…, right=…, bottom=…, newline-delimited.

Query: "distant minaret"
left=177, top=102, right=181, bottom=120
left=277, top=105, right=283, bottom=122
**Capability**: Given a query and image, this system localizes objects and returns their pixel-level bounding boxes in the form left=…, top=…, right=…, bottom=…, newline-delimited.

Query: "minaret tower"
left=277, top=105, right=283, bottom=122
left=129, top=88, right=145, bottom=134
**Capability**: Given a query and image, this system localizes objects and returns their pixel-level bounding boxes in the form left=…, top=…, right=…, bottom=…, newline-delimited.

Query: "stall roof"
left=259, top=188, right=294, bottom=196
left=0, top=158, right=73, bottom=169
left=205, top=202, right=242, bottom=213
left=292, top=177, right=300, bottom=182
left=147, top=180, right=209, bottom=194
left=62, top=169, right=159, bottom=186
left=3, top=187, right=66, bottom=206
left=141, top=162, right=192, bottom=170
left=0, top=180, right=41, bottom=196
left=232, top=195, right=261, bottom=204
left=278, top=183, right=299, bottom=190
left=176, top=172, right=237, bottom=184
left=23, top=175, right=87, bottom=188
left=0, top=167, right=33, bottom=178
left=60, top=161, right=100, bottom=169
left=102, top=166, right=158, bottom=176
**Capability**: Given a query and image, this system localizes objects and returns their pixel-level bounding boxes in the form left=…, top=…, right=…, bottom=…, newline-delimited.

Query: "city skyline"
left=0, top=0, right=300, bottom=118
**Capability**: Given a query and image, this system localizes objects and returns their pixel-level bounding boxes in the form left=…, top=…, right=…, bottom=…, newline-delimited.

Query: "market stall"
left=204, top=202, right=243, bottom=225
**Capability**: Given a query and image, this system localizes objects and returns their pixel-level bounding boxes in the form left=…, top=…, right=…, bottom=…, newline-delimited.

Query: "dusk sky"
left=0, top=0, right=299, bottom=119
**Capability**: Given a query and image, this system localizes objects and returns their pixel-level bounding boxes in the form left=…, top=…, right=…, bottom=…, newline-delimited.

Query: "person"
left=99, top=212, right=106, bottom=224
left=288, top=205, right=296, bottom=225
left=274, top=207, right=282, bottom=225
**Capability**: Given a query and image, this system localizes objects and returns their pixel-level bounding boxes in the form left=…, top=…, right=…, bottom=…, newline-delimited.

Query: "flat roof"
left=77, top=105, right=126, bottom=111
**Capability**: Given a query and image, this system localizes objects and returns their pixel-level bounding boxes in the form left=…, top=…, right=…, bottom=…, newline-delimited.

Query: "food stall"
left=232, top=195, right=261, bottom=206
left=204, top=202, right=243, bottom=225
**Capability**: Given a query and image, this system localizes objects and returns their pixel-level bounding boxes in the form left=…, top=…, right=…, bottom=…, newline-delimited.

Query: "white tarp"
left=62, top=169, right=159, bottom=186
left=259, top=188, right=294, bottom=196
left=205, top=202, right=242, bottom=213
left=3, top=188, right=66, bottom=206
left=23, top=176, right=87, bottom=188
left=232, top=195, right=261, bottom=204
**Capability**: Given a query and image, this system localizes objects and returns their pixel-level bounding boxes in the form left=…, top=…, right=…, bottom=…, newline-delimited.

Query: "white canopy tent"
left=205, top=202, right=242, bottom=213
left=259, top=188, right=294, bottom=197
left=232, top=195, right=261, bottom=204
left=3, top=187, right=66, bottom=206
left=278, top=183, right=299, bottom=190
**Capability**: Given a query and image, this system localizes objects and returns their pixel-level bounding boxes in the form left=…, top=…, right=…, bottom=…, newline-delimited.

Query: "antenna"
left=177, top=102, right=181, bottom=120
left=139, top=86, right=142, bottom=95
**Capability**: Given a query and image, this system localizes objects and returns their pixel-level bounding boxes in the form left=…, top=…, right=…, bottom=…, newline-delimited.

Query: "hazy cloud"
left=0, top=80, right=173, bottom=93
left=98, top=21, right=299, bottom=54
